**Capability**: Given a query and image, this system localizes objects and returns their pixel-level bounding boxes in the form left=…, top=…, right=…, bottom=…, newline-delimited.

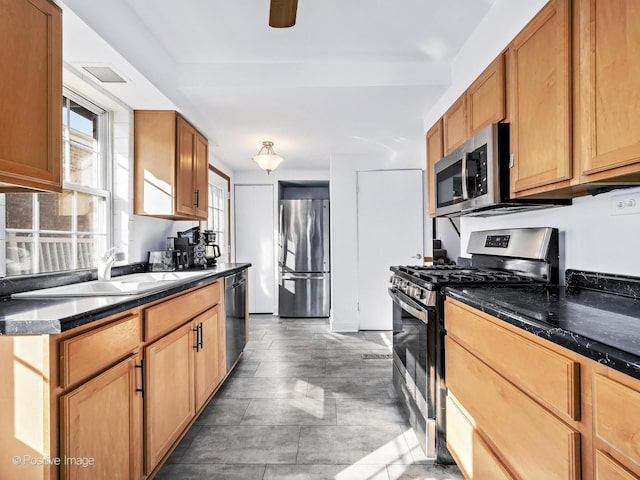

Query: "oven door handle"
left=388, top=288, right=429, bottom=324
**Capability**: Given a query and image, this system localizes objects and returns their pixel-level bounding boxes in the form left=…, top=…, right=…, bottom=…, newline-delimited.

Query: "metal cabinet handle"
left=193, top=324, right=200, bottom=351
left=193, top=323, right=204, bottom=351
left=135, top=359, right=145, bottom=398
left=194, top=189, right=200, bottom=207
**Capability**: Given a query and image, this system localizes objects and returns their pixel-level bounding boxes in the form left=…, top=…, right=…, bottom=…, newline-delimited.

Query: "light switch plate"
left=610, top=192, right=640, bottom=216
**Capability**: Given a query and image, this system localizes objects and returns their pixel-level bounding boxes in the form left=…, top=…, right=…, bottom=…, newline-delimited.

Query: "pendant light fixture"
left=252, top=141, right=283, bottom=174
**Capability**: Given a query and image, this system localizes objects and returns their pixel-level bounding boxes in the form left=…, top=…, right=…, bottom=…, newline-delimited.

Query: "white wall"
left=329, top=141, right=431, bottom=332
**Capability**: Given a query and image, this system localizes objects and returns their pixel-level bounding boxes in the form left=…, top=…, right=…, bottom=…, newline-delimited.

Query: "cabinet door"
left=509, top=0, right=572, bottom=194
left=60, top=355, right=142, bottom=480
left=0, top=0, right=62, bottom=192
left=194, top=305, right=224, bottom=411
left=144, top=322, right=195, bottom=474
left=175, top=115, right=197, bottom=217
left=426, top=119, right=444, bottom=217
left=133, top=110, right=177, bottom=216
left=194, top=132, right=209, bottom=219
left=595, top=450, right=640, bottom=480
left=443, top=95, right=468, bottom=154
left=467, top=55, right=506, bottom=136
left=578, top=0, right=640, bottom=179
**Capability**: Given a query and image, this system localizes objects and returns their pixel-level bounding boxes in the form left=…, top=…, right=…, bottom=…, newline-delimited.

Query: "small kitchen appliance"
left=147, top=249, right=188, bottom=271
left=388, top=227, right=559, bottom=463
left=176, top=226, right=221, bottom=268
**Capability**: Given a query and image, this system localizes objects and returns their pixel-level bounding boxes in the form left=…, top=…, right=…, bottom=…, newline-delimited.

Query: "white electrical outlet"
left=611, top=192, right=640, bottom=216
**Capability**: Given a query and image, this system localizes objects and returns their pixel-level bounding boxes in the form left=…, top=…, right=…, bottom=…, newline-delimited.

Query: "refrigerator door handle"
left=322, top=201, right=330, bottom=271
left=278, top=203, right=286, bottom=266
left=281, top=273, right=327, bottom=280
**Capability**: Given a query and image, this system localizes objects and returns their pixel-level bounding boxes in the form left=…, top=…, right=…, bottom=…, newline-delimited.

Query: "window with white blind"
left=2, top=93, right=111, bottom=276
left=205, top=167, right=230, bottom=262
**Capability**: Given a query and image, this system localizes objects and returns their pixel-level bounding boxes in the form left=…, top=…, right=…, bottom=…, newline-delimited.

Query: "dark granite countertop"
left=444, top=284, right=640, bottom=380
left=0, top=263, right=250, bottom=335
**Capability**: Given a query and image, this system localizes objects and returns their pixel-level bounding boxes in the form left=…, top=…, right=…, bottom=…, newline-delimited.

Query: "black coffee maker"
left=175, top=226, right=221, bottom=267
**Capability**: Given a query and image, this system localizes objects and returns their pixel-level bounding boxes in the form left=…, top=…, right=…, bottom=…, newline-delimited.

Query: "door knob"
left=413, top=253, right=422, bottom=259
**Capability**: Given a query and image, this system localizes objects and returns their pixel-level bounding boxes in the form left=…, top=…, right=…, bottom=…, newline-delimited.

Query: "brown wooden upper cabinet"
left=468, top=55, right=506, bottom=137
left=508, top=0, right=572, bottom=197
left=442, top=55, right=506, bottom=155
left=443, top=96, right=468, bottom=154
left=426, top=119, right=444, bottom=217
left=576, top=0, right=640, bottom=183
left=0, top=0, right=62, bottom=192
left=134, top=111, right=209, bottom=220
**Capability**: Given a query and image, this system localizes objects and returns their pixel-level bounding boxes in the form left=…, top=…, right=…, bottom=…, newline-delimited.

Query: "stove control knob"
left=414, top=288, right=423, bottom=300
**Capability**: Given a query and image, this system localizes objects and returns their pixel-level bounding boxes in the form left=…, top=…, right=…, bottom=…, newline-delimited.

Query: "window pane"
left=39, top=192, right=73, bottom=231
left=6, top=233, right=35, bottom=275
left=38, top=234, right=74, bottom=273
left=77, top=234, right=106, bottom=269
left=69, top=100, right=98, bottom=139
left=6, top=194, right=34, bottom=229
left=77, top=193, right=107, bottom=233
left=68, top=141, right=100, bottom=188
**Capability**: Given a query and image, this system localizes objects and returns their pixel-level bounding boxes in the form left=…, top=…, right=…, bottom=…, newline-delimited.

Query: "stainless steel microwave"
left=433, top=123, right=570, bottom=217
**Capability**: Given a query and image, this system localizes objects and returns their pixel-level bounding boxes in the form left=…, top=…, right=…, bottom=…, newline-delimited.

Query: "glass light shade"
left=252, top=141, right=283, bottom=174
left=253, top=153, right=283, bottom=174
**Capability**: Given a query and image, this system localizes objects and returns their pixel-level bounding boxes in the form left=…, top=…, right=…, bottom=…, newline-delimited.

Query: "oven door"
left=389, top=288, right=437, bottom=425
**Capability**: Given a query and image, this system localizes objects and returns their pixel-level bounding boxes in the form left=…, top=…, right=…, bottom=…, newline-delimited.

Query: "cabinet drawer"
left=60, top=314, right=141, bottom=388
left=446, top=394, right=515, bottom=480
left=144, top=281, right=221, bottom=340
left=446, top=337, right=581, bottom=480
left=446, top=300, right=579, bottom=420
left=594, top=374, right=640, bottom=465
left=596, top=450, right=639, bottom=480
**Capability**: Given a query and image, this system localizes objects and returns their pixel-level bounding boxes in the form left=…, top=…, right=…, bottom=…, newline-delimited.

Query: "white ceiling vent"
left=82, top=65, right=126, bottom=83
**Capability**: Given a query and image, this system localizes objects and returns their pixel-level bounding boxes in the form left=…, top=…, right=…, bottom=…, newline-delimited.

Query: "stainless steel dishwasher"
left=225, top=270, right=247, bottom=371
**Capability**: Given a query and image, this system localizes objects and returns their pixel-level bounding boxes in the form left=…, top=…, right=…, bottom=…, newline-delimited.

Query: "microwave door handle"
left=461, top=154, right=469, bottom=200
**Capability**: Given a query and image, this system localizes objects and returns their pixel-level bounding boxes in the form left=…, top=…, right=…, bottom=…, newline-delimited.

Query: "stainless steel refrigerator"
left=278, top=199, right=330, bottom=317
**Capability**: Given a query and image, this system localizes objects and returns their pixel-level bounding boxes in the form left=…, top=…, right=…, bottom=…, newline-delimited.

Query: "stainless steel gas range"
left=388, top=227, right=559, bottom=464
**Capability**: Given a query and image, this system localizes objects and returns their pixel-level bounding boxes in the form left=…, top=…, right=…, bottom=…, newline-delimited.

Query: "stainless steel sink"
left=11, top=270, right=212, bottom=299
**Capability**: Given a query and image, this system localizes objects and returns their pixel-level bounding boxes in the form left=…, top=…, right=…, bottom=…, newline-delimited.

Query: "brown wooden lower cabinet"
left=445, top=297, right=640, bottom=480
left=194, top=305, right=225, bottom=412
left=144, top=321, right=195, bottom=474
left=0, top=276, right=239, bottom=480
left=595, top=450, right=640, bottom=480
left=446, top=395, right=515, bottom=480
left=446, top=336, right=581, bottom=480
left=59, top=354, right=143, bottom=480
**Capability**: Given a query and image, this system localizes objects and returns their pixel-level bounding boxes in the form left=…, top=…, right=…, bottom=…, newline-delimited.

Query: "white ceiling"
left=57, top=0, right=497, bottom=172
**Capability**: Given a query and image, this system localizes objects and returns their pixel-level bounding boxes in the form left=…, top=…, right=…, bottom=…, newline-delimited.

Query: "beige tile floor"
left=157, top=315, right=464, bottom=480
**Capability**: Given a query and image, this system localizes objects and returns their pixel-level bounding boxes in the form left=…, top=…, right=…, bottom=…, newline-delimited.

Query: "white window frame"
left=204, top=167, right=230, bottom=263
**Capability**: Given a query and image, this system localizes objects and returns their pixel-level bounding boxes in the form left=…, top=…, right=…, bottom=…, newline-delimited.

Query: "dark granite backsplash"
left=566, top=269, right=640, bottom=299
left=0, top=262, right=148, bottom=299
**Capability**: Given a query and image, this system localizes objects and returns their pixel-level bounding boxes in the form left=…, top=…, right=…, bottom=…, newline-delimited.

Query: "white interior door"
left=234, top=185, right=275, bottom=313
left=357, top=170, right=424, bottom=330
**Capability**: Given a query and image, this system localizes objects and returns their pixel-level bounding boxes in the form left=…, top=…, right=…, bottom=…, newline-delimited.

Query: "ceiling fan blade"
left=269, top=0, right=298, bottom=28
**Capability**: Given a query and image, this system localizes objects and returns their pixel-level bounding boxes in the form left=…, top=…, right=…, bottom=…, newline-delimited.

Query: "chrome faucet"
left=97, top=246, right=125, bottom=281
